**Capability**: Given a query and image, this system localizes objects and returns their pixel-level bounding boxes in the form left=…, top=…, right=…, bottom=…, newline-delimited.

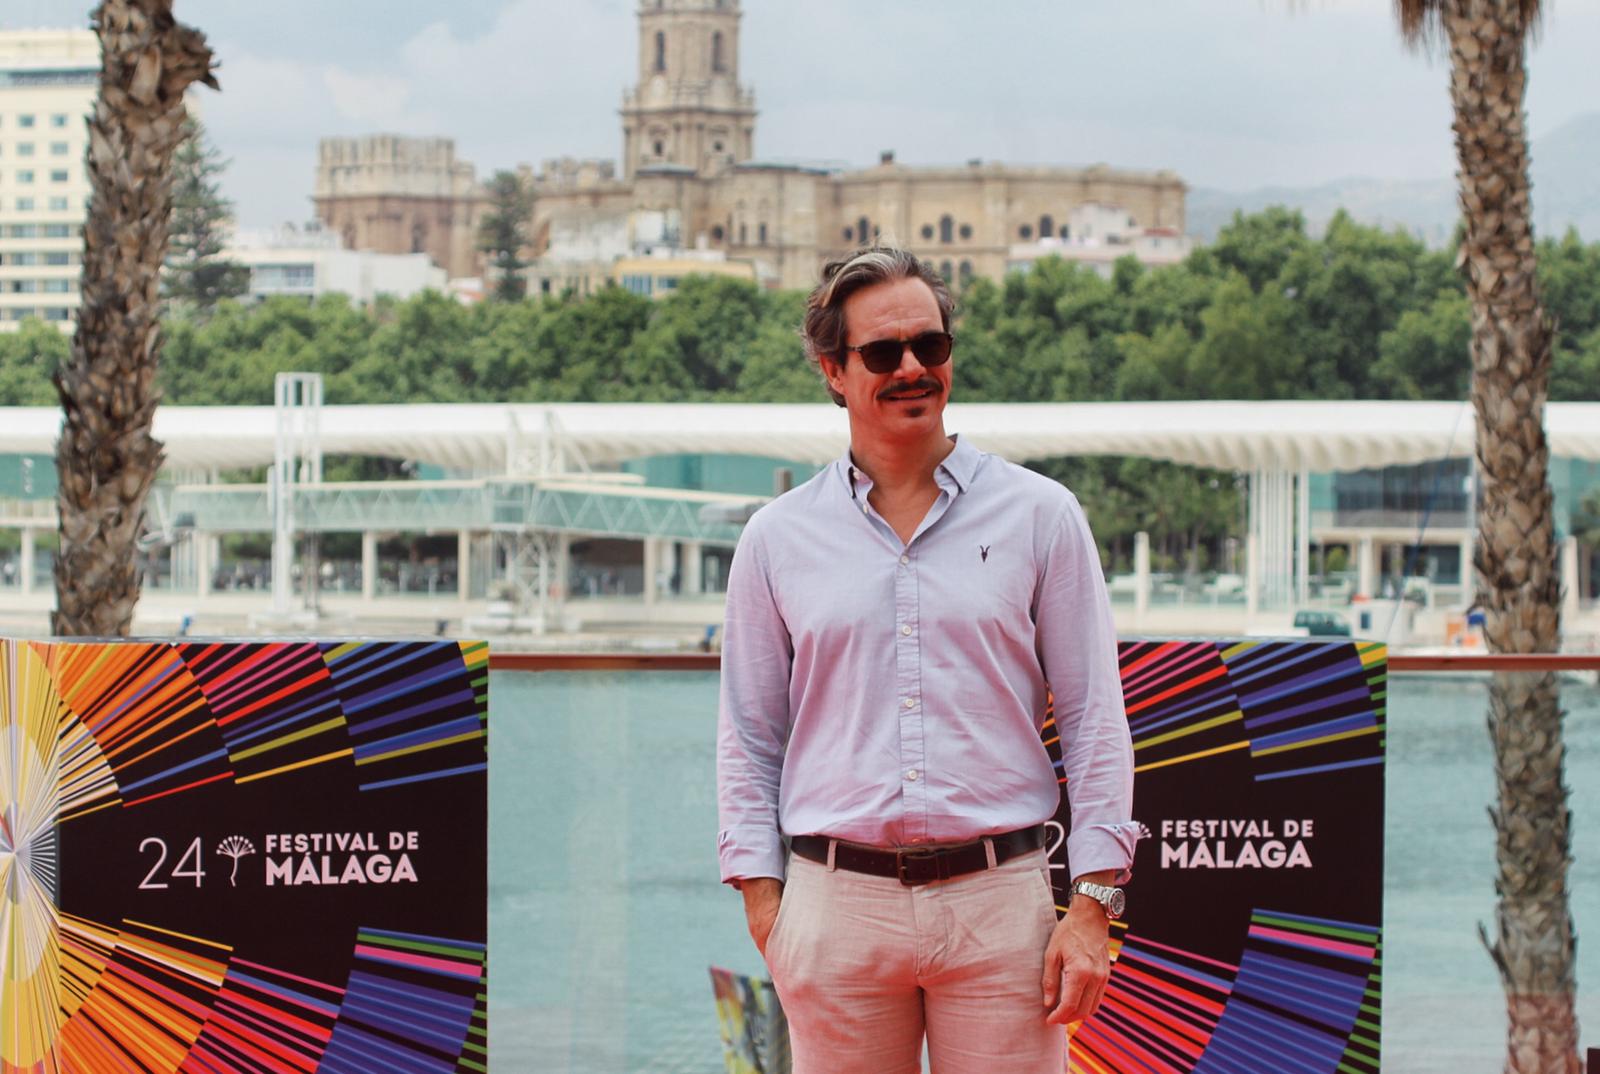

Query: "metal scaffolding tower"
left=271, top=373, right=323, bottom=616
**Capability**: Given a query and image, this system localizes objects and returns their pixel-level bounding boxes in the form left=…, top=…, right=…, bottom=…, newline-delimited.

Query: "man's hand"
left=1041, top=881, right=1113, bottom=1025
left=742, top=878, right=784, bottom=957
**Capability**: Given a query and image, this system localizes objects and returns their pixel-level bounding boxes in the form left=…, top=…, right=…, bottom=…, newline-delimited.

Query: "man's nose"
left=895, top=342, right=925, bottom=374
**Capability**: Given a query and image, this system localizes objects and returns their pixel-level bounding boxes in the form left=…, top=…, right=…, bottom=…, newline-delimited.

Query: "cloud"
left=321, top=68, right=443, bottom=132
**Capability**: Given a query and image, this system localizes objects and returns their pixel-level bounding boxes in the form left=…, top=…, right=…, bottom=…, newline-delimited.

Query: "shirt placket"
left=895, top=483, right=957, bottom=846
left=895, top=537, right=927, bottom=845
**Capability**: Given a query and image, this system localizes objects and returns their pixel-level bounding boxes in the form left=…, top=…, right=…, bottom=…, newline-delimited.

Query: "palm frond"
left=1396, top=0, right=1545, bottom=49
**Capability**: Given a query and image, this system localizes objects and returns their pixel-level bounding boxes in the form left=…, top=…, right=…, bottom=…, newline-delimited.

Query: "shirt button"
left=905, top=769, right=919, bottom=782
left=899, top=554, right=909, bottom=565
left=903, top=697, right=916, bottom=709
left=900, top=624, right=913, bottom=636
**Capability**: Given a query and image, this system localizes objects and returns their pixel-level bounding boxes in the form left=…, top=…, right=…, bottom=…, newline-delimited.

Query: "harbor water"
left=487, top=670, right=1600, bottom=1073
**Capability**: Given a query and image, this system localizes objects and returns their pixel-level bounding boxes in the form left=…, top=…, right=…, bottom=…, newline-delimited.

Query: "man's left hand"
left=1040, top=895, right=1111, bottom=1025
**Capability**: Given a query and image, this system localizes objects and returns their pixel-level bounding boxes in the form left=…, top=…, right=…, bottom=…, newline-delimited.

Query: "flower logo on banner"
left=217, top=835, right=256, bottom=887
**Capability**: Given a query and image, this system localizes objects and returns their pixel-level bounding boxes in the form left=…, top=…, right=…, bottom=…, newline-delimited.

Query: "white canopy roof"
left=2, top=401, right=1597, bottom=473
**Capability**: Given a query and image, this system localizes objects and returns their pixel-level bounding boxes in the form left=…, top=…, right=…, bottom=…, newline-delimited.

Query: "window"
left=739, top=224, right=747, bottom=244
left=7, top=280, right=38, bottom=293
left=50, top=142, right=69, bottom=155
left=17, top=143, right=34, bottom=157
left=252, top=263, right=316, bottom=290
left=621, top=274, right=653, bottom=296
left=42, top=224, right=71, bottom=237
left=43, top=307, right=71, bottom=322
left=959, top=260, right=974, bottom=282
left=51, top=115, right=69, bottom=128
left=1039, top=214, right=1054, bottom=240
left=654, top=31, right=666, bottom=72
left=8, top=224, right=38, bottom=238
left=958, top=223, right=972, bottom=240
left=10, top=253, right=38, bottom=265
left=15, top=198, right=33, bottom=211
left=50, top=170, right=68, bottom=183
left=658, top=276, right=680, bottom=291
left=653, top=139, right=664, bottom=156
left=939, top=260, right=953, bottom=282
left=42, top=279, right=73, bottom=293
left=48, top=197, right=68, bottom=211
left=1019, top=223, right=1033, bottom=240
left=18, top=170, right=34, bottom=183
left=920, top=224, right=934, bottom=240
left=1060, top=224, right=1070, bottom=239
left=710, top=224, right=724, bottom=242
left=939, top=214, right=953, bottom=244
left=44, top=252, right=72, bottom=266
left=757, top=223, right=768, bottom=244
left=712, top=31, right=725, bottom=73
left=842, top=226, right=853, bottom=241
left=857, top=216, right=869, bottom=246
left=19, top=115, right=36, bottom=128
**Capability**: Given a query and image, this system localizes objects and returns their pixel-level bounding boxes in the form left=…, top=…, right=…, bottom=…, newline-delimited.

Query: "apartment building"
left=0, top=29, right=95, bottom=332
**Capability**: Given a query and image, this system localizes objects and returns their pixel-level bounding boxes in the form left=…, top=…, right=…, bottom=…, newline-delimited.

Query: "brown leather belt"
left=789, top=825, right=1046, bottom=886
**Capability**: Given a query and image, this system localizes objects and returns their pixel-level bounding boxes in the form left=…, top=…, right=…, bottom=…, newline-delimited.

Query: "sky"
left=6, top=0, right=1600, bottom=229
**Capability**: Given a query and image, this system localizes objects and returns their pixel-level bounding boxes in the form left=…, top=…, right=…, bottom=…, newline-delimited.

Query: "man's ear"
left=820, top=354, right=846, bottom=394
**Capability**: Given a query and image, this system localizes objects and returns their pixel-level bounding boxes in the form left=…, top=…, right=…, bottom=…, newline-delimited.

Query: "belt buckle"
left=896, top=846, right=938, bottom=886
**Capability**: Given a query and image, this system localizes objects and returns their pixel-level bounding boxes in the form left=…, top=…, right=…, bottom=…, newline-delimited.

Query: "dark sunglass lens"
left=858, top=340, right=905, bottom=373
left=910, top=332, right=952, bottom=367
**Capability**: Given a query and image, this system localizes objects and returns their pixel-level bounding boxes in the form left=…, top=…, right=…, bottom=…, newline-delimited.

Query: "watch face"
left=1107, top=887, right=1127, bottom=919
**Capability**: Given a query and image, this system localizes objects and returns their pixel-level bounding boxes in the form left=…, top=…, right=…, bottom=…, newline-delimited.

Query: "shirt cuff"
left=1066, top=821, right=1144, bottom=885
left=718, top=825, right=787, bottom=885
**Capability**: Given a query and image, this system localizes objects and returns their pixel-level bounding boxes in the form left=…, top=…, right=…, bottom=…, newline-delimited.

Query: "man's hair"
left=801, top=245, right=955, bottom=407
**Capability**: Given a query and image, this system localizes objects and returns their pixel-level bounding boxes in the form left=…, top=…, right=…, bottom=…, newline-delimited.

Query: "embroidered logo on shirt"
left=980, top=545, right=990, bottom=562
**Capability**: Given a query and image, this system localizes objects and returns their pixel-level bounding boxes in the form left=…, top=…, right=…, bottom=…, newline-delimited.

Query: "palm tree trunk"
left=1444, top=4, right=1579, bottom=1071
left=52, top=1, right=215, bottom=636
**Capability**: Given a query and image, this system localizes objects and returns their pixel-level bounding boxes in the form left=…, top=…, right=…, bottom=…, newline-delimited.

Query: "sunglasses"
left=843, top=331, right=954, bottom=374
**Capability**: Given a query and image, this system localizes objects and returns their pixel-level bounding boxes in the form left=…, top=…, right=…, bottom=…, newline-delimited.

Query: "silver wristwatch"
left=1069, top=880, right=1126, bottom=920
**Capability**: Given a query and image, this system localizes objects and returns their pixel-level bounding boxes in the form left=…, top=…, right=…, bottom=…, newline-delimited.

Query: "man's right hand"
left=741, top=877, right=784, bottom=956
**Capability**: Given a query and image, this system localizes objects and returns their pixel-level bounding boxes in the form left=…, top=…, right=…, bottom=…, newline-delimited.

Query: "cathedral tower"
left=620, top=0, right=757, bottom=179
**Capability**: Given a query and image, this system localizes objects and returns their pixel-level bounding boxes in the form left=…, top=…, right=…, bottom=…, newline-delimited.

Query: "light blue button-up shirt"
left=716, top=434, right=1137, bottom=884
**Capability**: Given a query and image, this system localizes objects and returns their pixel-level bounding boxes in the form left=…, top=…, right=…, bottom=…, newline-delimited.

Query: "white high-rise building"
left=0, top=30, right=97, bottom=333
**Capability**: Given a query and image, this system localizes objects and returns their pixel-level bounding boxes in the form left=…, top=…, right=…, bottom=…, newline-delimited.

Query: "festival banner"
left=0, top=636, right=489, bottom=1073
left=1048, top=638, right=1386, bottom=1074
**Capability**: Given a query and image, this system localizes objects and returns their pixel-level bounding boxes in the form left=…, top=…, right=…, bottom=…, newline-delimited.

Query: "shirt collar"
left=836, top=434, right=977, bottom=500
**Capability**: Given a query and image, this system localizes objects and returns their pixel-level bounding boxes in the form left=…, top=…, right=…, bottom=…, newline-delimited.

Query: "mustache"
left=877, top=379, right=943, bottom=401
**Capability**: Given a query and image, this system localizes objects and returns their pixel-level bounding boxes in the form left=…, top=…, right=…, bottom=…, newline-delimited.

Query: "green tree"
left=1205, top=206, right=1313, bottom=292
left=1370, top=290, right=1472, bottom=400
left=1187, top=274, right=1299, bottom=399
left=621, top=275, right=766, bottom=398
left=478, top=170, right=533, bottom=302
left=164, top=116, right=248, bottom=314
left=0, top=320, right=71, bottom=405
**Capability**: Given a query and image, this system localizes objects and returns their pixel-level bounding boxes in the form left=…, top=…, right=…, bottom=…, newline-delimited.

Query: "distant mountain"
left=1187, top=111, right=1600, bottom=246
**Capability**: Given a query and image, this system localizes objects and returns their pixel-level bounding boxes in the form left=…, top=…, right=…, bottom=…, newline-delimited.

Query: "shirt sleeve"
left=1034, top=494, right=1140, bottom=882
left=716, top=520, right=795, bottom=885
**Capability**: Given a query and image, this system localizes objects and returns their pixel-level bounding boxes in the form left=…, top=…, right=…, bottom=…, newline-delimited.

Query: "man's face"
left=822, top=276, right=951, bottom=439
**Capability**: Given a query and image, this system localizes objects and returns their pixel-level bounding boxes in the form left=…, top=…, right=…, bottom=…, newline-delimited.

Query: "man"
left=716, top=246, right=1137, bottom=1073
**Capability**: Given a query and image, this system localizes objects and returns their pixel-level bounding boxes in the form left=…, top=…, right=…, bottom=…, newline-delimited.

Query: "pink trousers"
left=763, top=844, right=1064, bottom=1074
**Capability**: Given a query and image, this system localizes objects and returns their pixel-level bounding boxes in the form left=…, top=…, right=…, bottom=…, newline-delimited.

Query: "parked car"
left=1293, top=609, right=1352, bottom=636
